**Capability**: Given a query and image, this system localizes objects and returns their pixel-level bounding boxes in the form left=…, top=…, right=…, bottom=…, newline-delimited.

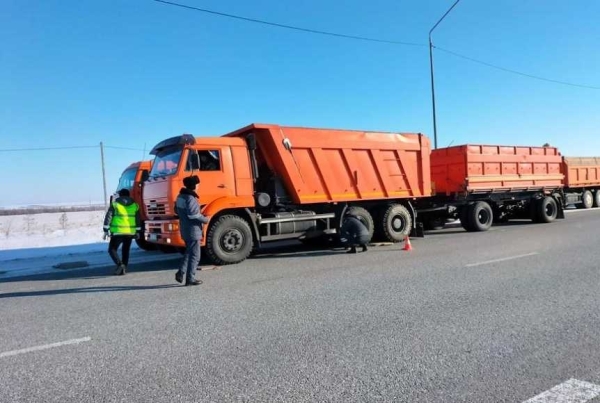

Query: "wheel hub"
left=392, top=216, right=405, bottom=232
left=221, top=229, right=243, bottom=252
left=478, top=210, right=490, bottom=224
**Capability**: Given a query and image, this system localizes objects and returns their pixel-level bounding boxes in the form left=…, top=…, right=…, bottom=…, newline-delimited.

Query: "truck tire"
left=580, top=190, right=593, bottom=209
left=594, top=191, right=600, bottom=208
left=536, top=196, right=558, bottom=223
left=135, top=237, right=157, bottom=251
left=466, top=201, right=493, bottom=232
left=206, top=215, right=254, bottom=265
left=380, top=204, right=412, bottom=242
left=346, top=206, right=374, bottom=240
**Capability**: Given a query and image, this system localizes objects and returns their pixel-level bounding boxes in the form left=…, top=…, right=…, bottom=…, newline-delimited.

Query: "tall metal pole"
left=100, top=141, right=108, bottom=209
left=429, top=0, right=461, bottom=150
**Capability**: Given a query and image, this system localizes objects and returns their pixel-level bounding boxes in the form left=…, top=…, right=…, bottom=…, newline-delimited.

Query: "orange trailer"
left=416, top=144, right=565, bottom=231
left=562, top=157, right=600, bottom=209
left=143, top=124, right=431, bottom=264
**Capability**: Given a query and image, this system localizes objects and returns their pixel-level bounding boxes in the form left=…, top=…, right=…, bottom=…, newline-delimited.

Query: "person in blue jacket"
left=340, top=212, right=371, bottom=254
left=174, top=175, right=209, bottom=286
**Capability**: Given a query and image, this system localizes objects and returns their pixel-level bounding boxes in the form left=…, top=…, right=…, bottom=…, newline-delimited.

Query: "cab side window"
left=186, top=150, right=221, bottom=172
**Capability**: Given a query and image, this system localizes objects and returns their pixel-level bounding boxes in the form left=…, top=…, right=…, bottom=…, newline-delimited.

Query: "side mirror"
left=246, top=133, right=257, bottom=151
left=141, top=170, right=150, bottom=182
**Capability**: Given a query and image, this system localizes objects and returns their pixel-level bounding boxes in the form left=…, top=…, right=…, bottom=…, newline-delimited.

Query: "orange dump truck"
left=143, top=124, right=431, bottom=264
left=562, top=157, right=600, bottom=209
left=416, top=144, right=565, bottom=231
left=114, top=160, right=156, bottom=251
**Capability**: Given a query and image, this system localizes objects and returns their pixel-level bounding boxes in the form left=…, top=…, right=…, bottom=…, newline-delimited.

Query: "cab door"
left=184, top=147, right=234, bottom=208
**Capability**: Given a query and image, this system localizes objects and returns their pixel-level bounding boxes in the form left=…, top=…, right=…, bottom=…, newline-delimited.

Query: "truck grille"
left=146, top=202, right=168, bottom=216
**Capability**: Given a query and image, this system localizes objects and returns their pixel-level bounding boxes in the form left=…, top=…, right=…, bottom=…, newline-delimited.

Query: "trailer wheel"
left=347, top=206, right=374, bottom=240
left=594, top=191, right=600, bottom=208
left=466, top=201, right=493, bottom=232
left=206, top=215, right=253, bottom=265
left=579, top=190, right=593, bottom=209
left=536, top=196, right=558, bottom=223
left=380, top=204, right=412, bottom=242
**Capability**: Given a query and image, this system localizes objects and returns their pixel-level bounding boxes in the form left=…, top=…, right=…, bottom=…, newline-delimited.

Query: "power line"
left=0, top=144, right=148, bottom=153
left=153, top=0, right=600, bottom=91
left=0, top=145, right=98, bottom=152
left=152, top=0, right=425, bottom=47
left=435, top=46, right=600, bottom=90
left=104, top=145, right=146, bottom=152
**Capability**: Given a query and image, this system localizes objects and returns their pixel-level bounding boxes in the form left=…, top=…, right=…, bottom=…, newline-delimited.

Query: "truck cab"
left=142, top=134, right=255, bottom=251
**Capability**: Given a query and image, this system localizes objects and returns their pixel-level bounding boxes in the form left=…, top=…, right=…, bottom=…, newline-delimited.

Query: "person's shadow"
left=0, top=284, right=181, bottom=299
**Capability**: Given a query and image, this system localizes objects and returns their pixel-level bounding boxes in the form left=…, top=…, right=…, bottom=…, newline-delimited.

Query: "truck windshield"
left=116, top=168, right=136, bottom=192
left=150, top=148, right=183, bottom=177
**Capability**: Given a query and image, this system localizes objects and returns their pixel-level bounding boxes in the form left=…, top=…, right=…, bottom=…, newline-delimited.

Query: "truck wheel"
left=346, top=206, right=375, bottom=240
left=380, top=204, right=412, bottom=242
left=579, top=190, right=593, bottom=209
left=466, top=201, right=493, bottom=232
left=135, top=238, right=157, bottom=251
left=206, top=215, right=253, bottom=265
left=594, top=191, right=600, bottom=208
left=536, top=196, right=558, bottom=223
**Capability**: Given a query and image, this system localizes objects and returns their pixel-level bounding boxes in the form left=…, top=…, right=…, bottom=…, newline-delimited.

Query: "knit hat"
left=183, top=175, right=200, bottom=190
left=118, top=188, right=130, bottom=197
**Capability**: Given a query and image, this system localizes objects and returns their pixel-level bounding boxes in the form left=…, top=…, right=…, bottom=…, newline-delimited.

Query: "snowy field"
left=0, top=210, right=176, bottom=278
left=0, top=210, right=106, bottom=254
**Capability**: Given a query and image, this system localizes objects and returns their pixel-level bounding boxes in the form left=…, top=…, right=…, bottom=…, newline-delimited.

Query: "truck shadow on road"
left=0, top=284, right=181, bottom=299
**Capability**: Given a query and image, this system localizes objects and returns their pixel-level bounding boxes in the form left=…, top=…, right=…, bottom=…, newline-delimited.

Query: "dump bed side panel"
left=563, top=157, right=600, bottom=188
left=250, top=126, right=431, bottom=204
left=432, top=144, right=564, bottom=195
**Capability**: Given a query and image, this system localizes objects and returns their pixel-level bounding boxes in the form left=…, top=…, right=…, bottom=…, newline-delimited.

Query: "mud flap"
left=556, top=203, right=565, bottom=219
left=411, top=221, right=425, bottom=238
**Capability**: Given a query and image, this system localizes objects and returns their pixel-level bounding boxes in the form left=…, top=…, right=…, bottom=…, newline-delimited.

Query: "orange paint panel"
left=224, top=124, right=431, bottom=203
left=432, top=144, right=564, bottom=194
left=563, top=157, right=600, bottom=188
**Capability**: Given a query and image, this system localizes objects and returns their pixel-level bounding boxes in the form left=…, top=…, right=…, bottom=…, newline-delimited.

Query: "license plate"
left=148, top=234, right=158, bottom=241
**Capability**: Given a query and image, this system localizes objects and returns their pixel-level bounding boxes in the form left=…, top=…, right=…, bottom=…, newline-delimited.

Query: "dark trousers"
left=178, top=239, right=201, bottom=282
left=108, top=235, right=133, bottom=266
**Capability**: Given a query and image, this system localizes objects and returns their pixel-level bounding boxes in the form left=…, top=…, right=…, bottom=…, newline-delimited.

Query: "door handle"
left=218, top=184, right=226, bottom=188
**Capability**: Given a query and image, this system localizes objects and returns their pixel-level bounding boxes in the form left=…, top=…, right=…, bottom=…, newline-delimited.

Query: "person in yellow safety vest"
left=103, top=188, right=142, bottom=275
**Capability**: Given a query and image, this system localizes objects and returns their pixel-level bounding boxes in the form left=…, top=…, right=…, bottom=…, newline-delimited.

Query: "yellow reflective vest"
left=104, top=199, right=140, bottom=236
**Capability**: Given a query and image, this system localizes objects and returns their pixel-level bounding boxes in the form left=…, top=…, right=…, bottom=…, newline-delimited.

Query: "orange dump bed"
left=562, top=157, right=600, bottom=188
left=431, top=145, right=564, bottom=195
left=227, top=124, right=432, bottom=204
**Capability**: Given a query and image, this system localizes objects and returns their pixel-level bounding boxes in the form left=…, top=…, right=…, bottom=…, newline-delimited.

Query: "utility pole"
left=429, top=0, right=461, bottom=150
left=100, top=141, right=108, bottom=209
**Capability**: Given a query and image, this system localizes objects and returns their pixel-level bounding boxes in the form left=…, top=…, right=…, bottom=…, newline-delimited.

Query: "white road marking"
left=0, top=337, right=91, bottom=358
left=523, top=378, right=600, bottom=403
left=466, top=252, right=538, bottom=267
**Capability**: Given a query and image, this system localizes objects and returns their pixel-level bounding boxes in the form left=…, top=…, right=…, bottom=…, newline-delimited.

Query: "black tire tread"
left=381, top=204, right=412, bottom=242
left=205, top=215, right=254, bottom=265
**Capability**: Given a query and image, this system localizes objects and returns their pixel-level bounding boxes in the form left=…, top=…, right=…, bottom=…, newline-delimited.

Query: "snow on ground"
left=0, top=211, right=176, bottom=279
left=0, top=211, right=106, bottom=257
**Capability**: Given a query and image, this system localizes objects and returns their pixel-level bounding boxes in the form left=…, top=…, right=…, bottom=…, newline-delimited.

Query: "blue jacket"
left=175, top=188, right=209, bottom=242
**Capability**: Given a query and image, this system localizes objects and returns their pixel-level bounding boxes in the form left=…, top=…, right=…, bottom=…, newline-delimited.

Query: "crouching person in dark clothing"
left=340, top=213, right=371, bottom=254
left=175, top=175, right=209, bottom=286
left=103, top=188, right=141, bottom=275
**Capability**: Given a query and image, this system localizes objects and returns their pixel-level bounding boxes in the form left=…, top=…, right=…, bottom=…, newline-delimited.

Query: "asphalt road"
left=1, top=210, right=600, bottom=402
